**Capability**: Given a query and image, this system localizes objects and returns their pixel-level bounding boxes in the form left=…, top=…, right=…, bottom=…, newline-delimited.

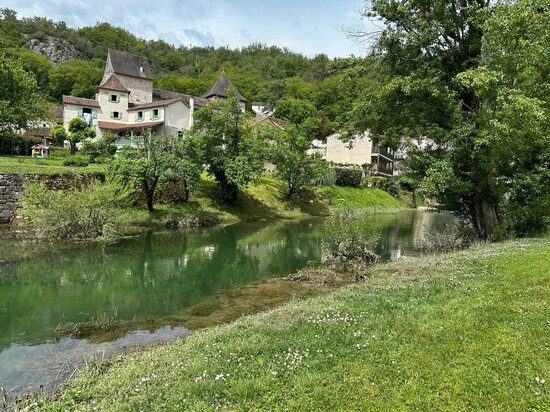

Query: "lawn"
left=319, top=185, right=406, bottom=209
left=0, top=155, right=106, bottom=175
left=34, top=237, right=549, bottom=411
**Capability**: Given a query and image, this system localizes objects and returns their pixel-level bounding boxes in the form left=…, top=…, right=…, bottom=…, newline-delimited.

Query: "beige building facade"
left=62, top=49, right=247, bottom=146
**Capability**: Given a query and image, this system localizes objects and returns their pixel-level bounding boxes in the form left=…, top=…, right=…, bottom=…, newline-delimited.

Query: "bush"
left=420, top=222, right=473, bottom=253
left=322, top=207, right=380, bottom=265
left=163, top=211, right=221, bottom=229
left=398, top=175, right=417, bottom=191
left=18, top=182, right=120, bottom=239
left=334, top=167, right=362, bottom=187
left=62, top=155, right=90, bottom=167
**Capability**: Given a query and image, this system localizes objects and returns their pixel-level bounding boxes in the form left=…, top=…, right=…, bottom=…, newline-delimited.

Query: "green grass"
left=114, top=177, right=405, bottom=230
left=319, top=185, right=405, bottom=209
left=34, top=238, right=550, bottom=411
left=0, top=155, right=106, bottom=174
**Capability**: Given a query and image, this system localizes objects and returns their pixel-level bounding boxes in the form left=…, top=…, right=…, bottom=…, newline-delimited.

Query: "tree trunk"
left=215, top=171, right=238, bottom=205
left=471, top=198, right=500, bottom=240
left=143, top=178, right=158, bottom=212
left=70, top=141, right=76, bottom=155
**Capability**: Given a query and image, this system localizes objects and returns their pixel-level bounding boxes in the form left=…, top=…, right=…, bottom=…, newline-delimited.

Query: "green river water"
left=0, top=210, right=454, bottom=396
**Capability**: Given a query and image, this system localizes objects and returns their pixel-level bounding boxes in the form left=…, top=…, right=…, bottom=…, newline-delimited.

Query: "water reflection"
left=0, top=210, right=454, bottom=396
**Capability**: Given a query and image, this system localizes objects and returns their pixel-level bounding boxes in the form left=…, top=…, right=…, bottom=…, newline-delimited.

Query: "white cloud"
left=3, top=0, right=373, bottom=57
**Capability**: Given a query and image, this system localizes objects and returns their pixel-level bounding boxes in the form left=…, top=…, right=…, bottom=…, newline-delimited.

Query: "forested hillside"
left=0, top=8, right=375, bottom=136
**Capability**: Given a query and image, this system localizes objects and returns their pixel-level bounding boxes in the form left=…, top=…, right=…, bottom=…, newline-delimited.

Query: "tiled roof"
left=62, top=95, right=100, bottom=108
left=203, top=73, right=248, bottom=102
left=153, top=89, right=209, bottom=107
left=99, top=74, right=130, bottom=92
left=97, top=120, right=163, bottom=130
left=108, top=49, right=152, bottom=80
left=128, top=98, right=183, bottom=111
left=249, top=115, right=288, bottom=130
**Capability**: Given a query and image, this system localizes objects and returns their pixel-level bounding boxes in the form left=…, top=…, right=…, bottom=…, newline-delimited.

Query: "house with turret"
left=62, top=49, right=247, bottom=145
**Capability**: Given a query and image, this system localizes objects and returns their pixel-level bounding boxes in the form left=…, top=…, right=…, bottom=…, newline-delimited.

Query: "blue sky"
left=4, top=0, right=376, bottom=57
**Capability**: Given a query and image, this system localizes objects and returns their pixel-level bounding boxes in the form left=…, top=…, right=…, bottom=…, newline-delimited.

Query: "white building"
left=310, top=132, right=396, bottom=176
left=62, top=50, right=247, bottom=145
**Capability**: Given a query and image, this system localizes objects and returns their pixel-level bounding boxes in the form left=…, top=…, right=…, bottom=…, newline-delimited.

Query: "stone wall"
left=0, top=173, right=104, bottom=225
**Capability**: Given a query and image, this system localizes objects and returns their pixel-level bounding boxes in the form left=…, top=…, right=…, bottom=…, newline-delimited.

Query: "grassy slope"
left=0, top=155, right=106, bottom=175
left=118, top=177, right=405, bottom=228
left=36, top=238, right=550, bottom=411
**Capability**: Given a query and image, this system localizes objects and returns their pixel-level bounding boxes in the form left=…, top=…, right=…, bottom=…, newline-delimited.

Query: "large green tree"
left=108, top=132, right=200, bottom=212
left=264, top=125, right=329, bottom=198
left=349, top=0, right=548, bottom=239
left=192, top=89, right=267, bottom=204
left=0, top=54, right=48, bottom=131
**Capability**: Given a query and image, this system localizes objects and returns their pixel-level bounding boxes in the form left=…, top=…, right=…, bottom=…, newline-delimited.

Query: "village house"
left=310, top=132, right=396, bottom=177
left=61, top=50, right=247, bottom=145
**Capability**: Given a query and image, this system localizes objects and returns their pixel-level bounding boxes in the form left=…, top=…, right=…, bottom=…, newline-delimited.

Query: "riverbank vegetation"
left=29, top=237, right=549, bottom=411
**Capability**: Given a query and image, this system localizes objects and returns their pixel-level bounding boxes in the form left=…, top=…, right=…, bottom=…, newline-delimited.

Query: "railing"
left=372, top=146, right=395, bottom=161
left=375, top=166, right=394, bottom=176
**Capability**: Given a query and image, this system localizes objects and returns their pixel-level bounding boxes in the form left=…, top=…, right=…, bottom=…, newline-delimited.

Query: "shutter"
left=77, top=107, right=83, bottom=117
left=92, top=109, right=97, bottom=119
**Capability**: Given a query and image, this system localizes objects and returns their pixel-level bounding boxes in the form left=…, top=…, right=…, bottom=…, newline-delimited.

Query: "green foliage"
left=192, top=89, right=267, bottom=204
left=263, top=125, right=329, bottom=197
left=0, top=54, right=49, bottom=130
left=48, top=58, right=104, bottom=100
left=62, top=154, right=90, bottom=167
left=0, top=132, right=40, bottom=155
left=420, top=222, right=473, bottom=254
left=108, top=133, right=201, bottom=211
left=81, top=137, right=117, bottom=161
left=322, top=207, right=380, bottom=265
left=58, top=117, right=96, bottom=155
left=334, top=167, right=362, bottom=187
left=19, top=182, right=119, bottom=239
left=350, top=0, right=550, bottom=238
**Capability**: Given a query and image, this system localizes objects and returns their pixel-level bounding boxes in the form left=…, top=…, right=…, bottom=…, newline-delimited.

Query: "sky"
left=3, top=0, right=377, bottom=58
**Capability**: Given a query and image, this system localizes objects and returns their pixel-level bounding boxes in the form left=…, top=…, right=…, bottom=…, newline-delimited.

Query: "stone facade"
left=0, top=174, right=24, bottom=224
left=0, top=173, right=104, bottom=225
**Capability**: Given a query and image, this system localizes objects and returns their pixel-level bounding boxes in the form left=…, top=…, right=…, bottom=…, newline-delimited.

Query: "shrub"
left=420, top=221, right=473, bottom=253
left=322, top=207, right=380, bottom=265
left=163, top=211, right=221, bottom=229
left=62, top=155, right=90, bottom=167
left=334, top=167, right=362, bottom=187
left=398, top=175, right=417, bottom=191
left=18, top=182, right=120, bottom=239
left=380, top=179, right=401, bottom=198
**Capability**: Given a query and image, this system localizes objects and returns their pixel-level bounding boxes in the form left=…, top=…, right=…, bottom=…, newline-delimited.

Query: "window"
left=109, top=94, right=119, bottom=103
left=152, top=109, right=160, bottom=119
left=136, top=111, right=143, bottom=121
left=82, top=108, right=92, bottom=115
left=177, top=130, right=184, bottom=138
left=111, top=111, right=121, bottom=119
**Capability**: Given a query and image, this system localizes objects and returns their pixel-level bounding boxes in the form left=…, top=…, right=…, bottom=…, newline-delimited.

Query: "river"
left=0, top=210, right=454, bottom=397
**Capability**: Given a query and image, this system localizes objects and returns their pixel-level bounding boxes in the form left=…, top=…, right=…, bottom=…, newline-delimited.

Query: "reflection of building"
left=309, top=132, right=396, bottom=176
left=61, top=50, right=247, bottom=146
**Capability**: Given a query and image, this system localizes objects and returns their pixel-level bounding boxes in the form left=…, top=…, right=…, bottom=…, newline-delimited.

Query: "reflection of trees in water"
left=1, top=221, right=319, bottom=349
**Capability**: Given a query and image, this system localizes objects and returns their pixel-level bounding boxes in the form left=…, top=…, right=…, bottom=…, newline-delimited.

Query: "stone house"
left=62, top=50, right=247, bottom=145
left=310, top=132, right=396, bottom=177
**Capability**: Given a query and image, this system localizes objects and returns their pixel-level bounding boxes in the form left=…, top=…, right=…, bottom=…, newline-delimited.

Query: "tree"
left=192, top=88, right=267, bottom=204
left=0, top=54, right=48, bottom=131
left=264, top=125, right=329, bottom=198
left=349, top=0, right=510, bottom=239
left=52, top=117, right=95, bottom=155
left=108, top=132, right=200, bottom=212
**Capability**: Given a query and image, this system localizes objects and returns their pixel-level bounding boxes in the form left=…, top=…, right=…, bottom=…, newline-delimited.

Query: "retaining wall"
left=0, top=173, right=104, bottom=224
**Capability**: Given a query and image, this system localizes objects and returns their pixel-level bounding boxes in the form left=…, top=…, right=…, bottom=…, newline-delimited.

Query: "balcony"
left=374, top=166, right=394, bottom=176
left=372, top=146, right=395, bottom=161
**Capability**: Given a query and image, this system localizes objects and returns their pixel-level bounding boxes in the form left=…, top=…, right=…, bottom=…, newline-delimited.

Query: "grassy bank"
left=0, top=155, right=106, bottom=175
left=116, top=176, right=406, bottom=230
left=33, top=238, right=549, bottom=411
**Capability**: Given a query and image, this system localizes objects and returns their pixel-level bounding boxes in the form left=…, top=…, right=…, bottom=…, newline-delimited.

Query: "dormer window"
left=109, top=94, right=119, bottom=103
left=110, top=111, right=121, bottom=120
